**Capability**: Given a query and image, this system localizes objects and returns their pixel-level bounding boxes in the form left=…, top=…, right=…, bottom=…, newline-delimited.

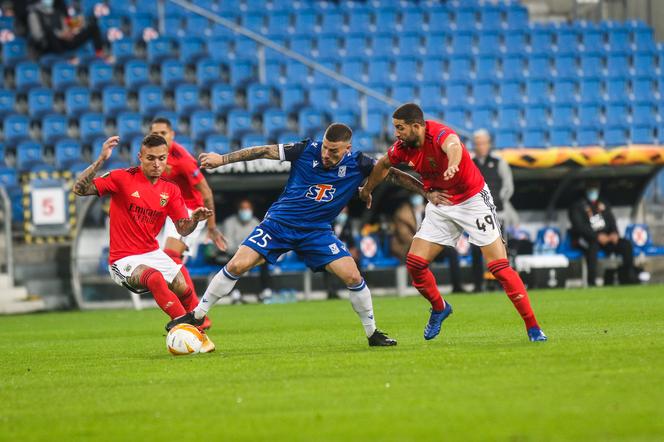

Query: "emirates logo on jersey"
left=160, top=192, right=169, bottom=207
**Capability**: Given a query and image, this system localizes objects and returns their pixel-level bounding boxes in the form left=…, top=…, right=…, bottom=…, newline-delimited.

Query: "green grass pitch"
left=1, top=285, right=663, bottom=441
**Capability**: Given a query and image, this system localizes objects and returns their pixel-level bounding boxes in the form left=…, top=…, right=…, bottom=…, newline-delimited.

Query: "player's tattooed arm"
left=359, top=155, right=391, bottom=208
left=440, top=134, right=462, bottom=180
left=199, top=145, right=279, bottom=169
left=174, top=207, right=213, bottom=236
left=73, top=136, right=120, bottom=196
left=194, top=178, right=227, bottom=251
left=386, top=168, right=452, bottom=206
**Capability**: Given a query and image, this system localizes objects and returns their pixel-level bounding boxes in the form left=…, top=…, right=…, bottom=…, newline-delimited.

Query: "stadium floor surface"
left=1, top=286, right=663, bottom=441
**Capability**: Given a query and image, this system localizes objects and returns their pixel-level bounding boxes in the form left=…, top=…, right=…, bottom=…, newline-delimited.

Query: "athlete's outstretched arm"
left=174, top=207, right=213, bottom=236
left=358, top=155, right=391, bottom=208
left=199, top=145, right=280, bottom=169
left=440, top=134, right=463, bottom=180
left=73, top=136, right=120, bottom=196
left=386, top=168, right=452, bottom=206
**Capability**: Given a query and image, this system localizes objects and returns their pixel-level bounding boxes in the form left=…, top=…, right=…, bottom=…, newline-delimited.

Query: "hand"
left=443, top=165, right=459, bottom=180
left=199, top=152, right=225, bottom=169
left=426, top=190, right=452, bottom=206
left=208, top=227, right=227, bottom=252
left=608, top=232, right=620, bottom=244
left=597, top=232, right=610, bottom=246
left=358, top=186, right=372, bottom=209
left=191, top=207, right=213, bottom=222
left=99, top=136, right=120, bottom=161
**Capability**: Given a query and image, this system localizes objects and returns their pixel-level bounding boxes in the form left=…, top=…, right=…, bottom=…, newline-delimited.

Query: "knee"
left=406, top=253, right=428, bottom=276
left=343, top=271, right=363, bottom=288
left=226, top=257, right=253, bottom=276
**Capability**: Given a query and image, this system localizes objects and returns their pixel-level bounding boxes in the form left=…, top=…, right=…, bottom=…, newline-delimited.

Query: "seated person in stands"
left=568, top=180, right=638, bottom=286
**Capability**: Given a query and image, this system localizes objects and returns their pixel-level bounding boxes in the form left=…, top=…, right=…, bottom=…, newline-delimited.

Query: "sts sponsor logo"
left=305, top=184, right=336, bottom=202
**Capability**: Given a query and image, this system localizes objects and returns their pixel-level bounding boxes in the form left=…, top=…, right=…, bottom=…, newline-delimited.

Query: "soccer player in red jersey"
left=73, top=134, right=216, bottom=351
left=360, top=104, right=547, bottom=342
left=149, top=118, right=226, bottom=324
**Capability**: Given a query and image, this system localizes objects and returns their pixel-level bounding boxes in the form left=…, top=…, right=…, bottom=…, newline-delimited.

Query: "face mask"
left=335, top=212, right=348, bottom=225
left=410, top=194, right=424, bottom=206
left=238, top=209, right=253, bottom=222
left=586, top=189, right=599, bottom=202
left=42, top=0, right=54, bottom=7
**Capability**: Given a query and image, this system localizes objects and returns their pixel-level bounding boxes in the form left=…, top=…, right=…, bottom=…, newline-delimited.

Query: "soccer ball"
left=166, top=324, right=204, bottom=356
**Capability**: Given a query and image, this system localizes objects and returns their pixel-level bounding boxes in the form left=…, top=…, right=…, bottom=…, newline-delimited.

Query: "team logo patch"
left=427, top=156, right=438, bottom=169
left=329, top=243, right=340, bottom=255
left=313, top=160, right=319, bottom=168
left=305, top=184, right=336, bottom=202
left=160, top=192, right=169, bottom=207
left=131, top=191, right=140, bottom=198
left=124, top=264, right=132, bottom=273
left=338, top=165, right=346, bottom=177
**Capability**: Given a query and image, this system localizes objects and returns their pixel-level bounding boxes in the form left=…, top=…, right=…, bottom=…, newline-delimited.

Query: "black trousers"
left=436, top=247, right=463, bottom=293
left=585, top=238, right=635, bottom=286
left=47, top=15, right=104, bottom=54
left=471, top=245, right=484, bottom=292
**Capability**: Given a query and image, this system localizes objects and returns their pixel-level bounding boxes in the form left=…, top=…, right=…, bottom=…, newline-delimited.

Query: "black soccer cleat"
left=368, top=329, right=397, bottom=347
left=165, top=311, right=206, bottom=332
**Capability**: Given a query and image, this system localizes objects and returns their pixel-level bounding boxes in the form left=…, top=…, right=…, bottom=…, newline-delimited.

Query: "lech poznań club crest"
left=160, top=192, right=169, bottom=207
left=338, top=165, right=346, bottom=177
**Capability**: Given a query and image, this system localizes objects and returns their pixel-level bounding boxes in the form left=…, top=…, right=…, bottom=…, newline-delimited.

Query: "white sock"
left=348, top=279, right=377, bottom=337
left=194, top=266, right=240, bottom=319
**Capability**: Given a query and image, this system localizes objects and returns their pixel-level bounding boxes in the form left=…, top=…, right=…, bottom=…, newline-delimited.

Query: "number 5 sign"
left=31, top=187, right=66, bottom=225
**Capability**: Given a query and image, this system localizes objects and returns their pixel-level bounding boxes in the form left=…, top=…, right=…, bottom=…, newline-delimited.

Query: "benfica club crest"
left=160, top=192, right=169, bottom=207
left=427, top=157, right=438, bottom=169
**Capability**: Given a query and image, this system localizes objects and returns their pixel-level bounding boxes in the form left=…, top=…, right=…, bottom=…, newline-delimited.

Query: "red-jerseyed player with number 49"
left=73, top=134, right=216, bottom=352
left=359, top=103, right=547, bottom=342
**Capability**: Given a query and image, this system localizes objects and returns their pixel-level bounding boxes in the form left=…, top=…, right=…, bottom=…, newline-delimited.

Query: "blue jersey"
left=264, top=139, right=375, bottom=230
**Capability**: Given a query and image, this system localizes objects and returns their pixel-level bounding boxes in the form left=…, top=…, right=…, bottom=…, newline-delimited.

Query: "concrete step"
left=0, top=284, right=29, bottom=302
left=0, top=297, right=46, bottom=315
left=0, top=272, right=12, bottom=289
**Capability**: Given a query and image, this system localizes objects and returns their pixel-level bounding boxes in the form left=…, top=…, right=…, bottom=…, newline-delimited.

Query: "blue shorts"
left=240, top=218, right=351, bottom=272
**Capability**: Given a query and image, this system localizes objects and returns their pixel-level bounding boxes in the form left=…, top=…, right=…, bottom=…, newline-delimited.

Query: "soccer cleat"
left=200, top=332, right=216, bottom=353
left=199, top=316, right=212, bottom=331
left=423, top=301, right=453, bottom=340
left=368, top=329, right=397, bottom=346
left=527, top=327, right=548, bottom=342
left=165, top=311, right=205, bottom=332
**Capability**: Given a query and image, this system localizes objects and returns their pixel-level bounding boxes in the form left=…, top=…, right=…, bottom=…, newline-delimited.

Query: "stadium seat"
left=476, top=31, right=500, bottom=55
left=393, top=57, right=419, bottom=84
left=266, top=11, right=291, bottom=37
left=229, top=59, right=256, bottom=86
left=0, top=89, right=16, bottom=118
left=448, top=55, right=472, bottom=81
left=423, top=32, right=447, bottom=57
left=500, top=54, right=526, bottom=81
left=524, top=104, right=548, bottom=126
left=206, top=37, right=232, bottom=63
left=310, top=59, right=338, bottom=86
left=498, top=80, right=524, bottom=106
left=246, top=84, right=273, bottom=113
left=420, top=56, right=445, bottom=83
left=262, top=108, right=288, bottom=138
left=234, top=38, right=258, bottom=61
left=576, top=126, right=600, bottom=146
left=54, top=139, right=82, bottom=169
left=298, top=108, right=325, bottom=137
left=525, top=53, right=551, bottom=79
left=65, top=87, right=91, bottom=117
left=551, top=104, right=575, bottom=126
left=522, top=127, right=547, bottom=148
left=446, top=80, right=471, bottom=101
left=397, top=33, right=423, bottom=58
left=79, top=113, right=106, bottom=143
left=27, top=88, right=54, bottom=119
left=579, top=78, right=603, bottom=104
left=279, top=84, right=306, bottom=113
left=124, top=60, right=151, bottom=91
left=503, top=30, right=527, bottom=55
left=470, top=105, right=495, bottom=129
left=631, top=124, right=656, bottom=144
left=289, top=35, right=314, bottom=57
left=347, top=7, right=370, bottom=32
left=316, top=34, right=340, bottom=59
left=358, top=233, right=400, bottom=270
left=607, top=27, right=631, bottom=52
left=241, top=133, right=267, bottom=148
left=555, top=27, right=579, bottom=52
left=174, top=84, right=201, bottom=116
left=179, top=36, right=207, bottom=64
left=579, top=52, right=604, bottom=78
left=443, top=106, right=467, bottom=129
left=277, top=132, right=302, bottom=145
left=624, top=224, right=664, bottom=256
left=190, top=111, right=217, bottom=142
left=293, top=10, right=317, bottom=34
left=88, top=61, right=114, bottom=89
left=41, top=114, right=68, bottom=144
left=327, top=108, right=356, bottom=128
left=606, top=52, right=630, bottom=77
left=525, top=79, right=550, bottom=104
left=147, top=37, right=175, bottom=64
left=528, top=24, right=554, bottom=52
left=631, top=102, right=656, bottom=126
left=111, top=38, right=135, bottom=64
left=369, top=33, right=395, bottom=58
left=364, top=110, right=384, bottom=137
left=475, top=55, right=498, bottom=81
left=452, top=6, right=478, bottom=31
left=496, top=105, right=523, bottom=130
left=605, top=77, right=629, bottom=102
left=479, top=5, right=503, bottom=32
left=0, top=166, right=18, bottom=188
left=472, top=80, right=497, bottom=106
left=494, top=129, right=519, bottom=149
left=129, top=12, right=155, bottom=39
left=552, top=79, right=577, bottom=103
left=449, top=30, right=475, bottom=55
left=161, top=60, right=187, bottom=88
left=633, top=27, right=656, bottom=52
left=580, top=27, right=605, bottom=51
left=340, top=58, right=365, bottom=82
left=420, top=83, right=444, bottom=111
left=352, top=130, right=373, bottom=153
left=15, top=62, right=41, bottom=92
left=51, top=62, right=78, bottom=90
left=374, top=7, right=398, bottom=33
left=400, top=9, right=426, bottom=33
left=138, top=85, right=165, bottom=115
left=205, top=134, right=231, bottom=154
left=195, top=59, right=222, bottom=88
left=2, top=38, right=28, bottom=65
left=550, top=126, right=574, bottom=146
left=3, top=115, right=30, bottom=144
left=391, top=84, right=416, bottom=105
left=505, top=5, right=528, bottom=30
left=210, top=83, right=236, bottom=114
left=102, top=86, right=129, bottom=117
left=604, top=125, right=628, bottom=146
left=116, top=112, right=143, bottom=140
left=632, top=51, right=655, bottom=74
left=553, top=54, right=578, bottom=78
left=577, top=102, right=602, bottom=127
left=17, top=141, right=51, bottom=172
left=227, top=109, right=253, bottom=141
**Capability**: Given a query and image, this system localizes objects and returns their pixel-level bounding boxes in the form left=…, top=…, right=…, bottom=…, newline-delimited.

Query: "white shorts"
left=415, top=184, right=502, bottom=248
left=109, top=249, right=182, bottom=291
left=161, top=208, right=207, bottom=256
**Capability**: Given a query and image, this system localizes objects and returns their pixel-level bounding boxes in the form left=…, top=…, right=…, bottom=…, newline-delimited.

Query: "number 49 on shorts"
left=475, top=215, right=496, bottom=232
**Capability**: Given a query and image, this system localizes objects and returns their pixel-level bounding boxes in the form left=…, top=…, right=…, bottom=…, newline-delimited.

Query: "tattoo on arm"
left=217, top=145, right=280, bottom=166
left=73, top=157, right=105, bottom=196
left=386, top=168, right=425, bottom=195
left=195, top=179, right=216, bottom=227
left=175, top=218, right=198, bottom=237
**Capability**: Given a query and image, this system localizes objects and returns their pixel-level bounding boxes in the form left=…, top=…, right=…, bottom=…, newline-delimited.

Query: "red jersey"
left=161, top=141, right=205, bottom=210
left=387, top=120, right=485, bottom=205
left=94, top=167, right=189, bottom=263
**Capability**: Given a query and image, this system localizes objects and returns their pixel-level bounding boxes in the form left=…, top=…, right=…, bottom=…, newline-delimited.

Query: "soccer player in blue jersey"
left=166, top=123, right=439, bottom=346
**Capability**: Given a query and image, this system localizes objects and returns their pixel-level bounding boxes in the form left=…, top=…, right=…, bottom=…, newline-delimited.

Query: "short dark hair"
left=392, top=103, right=425, bottom=125
left=150, top=117, right=172, bottom=129
left=142, top=134, right=168, bottom=148
left=324, top=123, right=353, bottom=142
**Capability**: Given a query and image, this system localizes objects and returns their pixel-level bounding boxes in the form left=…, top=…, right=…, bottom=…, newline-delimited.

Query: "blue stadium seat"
left=502, top=30, right=527, bottom=55
left=498, top=80, right=524, bottom=106
left=365, top=110, right=384, bottom=137
left=446, top=80, right=471, bottom=102
left=335, top=86, right=360, bottom=108
left=472, top=80, right=497, bottom=106
left=476, top=31, right=500, bottom=55
left=452, top=6, right=478, bottom=31
left=525, top=79, right=550, bottom=104
left=555, top=27, right=579, bottom=52
left=397, top=33, right=423, bottom=58
left=580, top=27, right=605, bottom=51
left=500, top=54, right=526, bottom=81
left=262, top=108, right=288, bottom=138
left=421, top=56, right=445, bottom=83
left=449, top=30, right=475, bottom=55
left=3, top=115, right=30, bottom=144
left=227, top=109, right=253, bottom=141
left=293, top=10, right=317, bottom=34
left=205, top=135, right=231, bottom=154
left=65, top=87, right=91, bottom=117
left=522, top=127, right=547, bottom=148
left=525, top=53, right=551, bottom=79
left=54, top=139, right=82, bottom=169
left=190, top=110, right=217, bottom=142
left=16, top=141, right=46, bottom=172
left=195, top=59, right=221, bottom=87
left=310, top=59, right=338, bottom=86
left=116, top=112, right=143, bottom=139
left=316, top=35, right=340, bottom=59
left=633, top=27, right=656, bottom=52
left=470, top=105, right=495, bottom=129
left=185, top=16, right=210, bottom=37
left=0, top=89, right=16, bottom=118
left=280, top=84, right=306, bottom=113
left=206, top=37, right=232, bottom=63
left=210, top=83, right=235, bottom=114
left=423, top=32, right=447, bottom=57
left=606, top=52, right=630, bottom=77
left=632, top=52, right=655, bottom=74
left=352, top=130, right=373, bottom=153
left=579, top=78, right=603, bottom=104
left=604, top=125, right=628, bottom=146
left=494, top=129, right=518, bottom=149
left=79, top=113, right=105, bottom=143
left=298, top=108, right=325, bottom=137
left=495, top=104, right=523, bottom=130
left=308, top=85, right=333, bottom=110
left=370, top=33, right=395, bottom=58
left=174, top=84, right=201, bottom=116
left=179, top=36, right=207, bottom=64
left=475, top=55, right=498, bottom=81
left=448, top=56, right=473, bottom=82
left=577, top=102, right=602, bottom=127
left=161, top=60, right=187, bottom=88
left=88, top=61, right=114, bottom=89
left=277, top=132, right=302, bottom=145
left=375, top=7, right=398, bottom=33
left=51, top=62, right=78, bottom=90
left=552, top=79, right=577, bottom=103
left=400, top=9, right=426, bottom=33
left=41, top=114, right=68, bottom=144
left=392, top=84, right=416, bottom=104
left=367, top=58, right=392, bottom=85
left=2, top=38, right=28, bottom=65
left=625, top=223, right=664, bottom=256
left=340, top=58, right=364, bottom=82
left=102, top=86, right=128, bottom=117
left=576, top=126, right=600, bottom=146
left=579, top=52, right=604, bottom=77
left=230, top=59, right=256, bottom=85
left=289, top=35, right=314, bottom=57
left=15, top=62, right=41, bottom=92
left=632, top=101, right=656, bottom=126
left=124, top=60, right=150, bottom=91
left=550, top=126, right=574, bottom=146
left=0, top=166, right=18, bottom=188
left=329, top=108, right=357, bottom=127
left=524, top=104, right=549, bottom=127
left=420, top=83, right=444, bottom=111
left=111, top=38, right=135, bottom=64
left=606, top=26, right=631, bottom=52
left=27, top=88, right=53, bottom=118
left=347, top=8, right=370, bottom=32
left=551, top=103, right=575, bottom=126
left=631, top=125, right=656, bottom=144
left=138, top=85, right=165, bottom=115
left=247, top=84, right=273, bottom=113
left=478, top=5, right=503, bottom=31
left=241, top=133, right=267, bottom=148
left=505, top=4, right=528, bottom=30
left=528, top=24, right=554, bottom=52
left=553, top=54, right=578, bottom=78
left=147, top=37, right=175, bottom=64
left=266, top=11, right=291, bottom=38
left=605, top=76, right=629, bottom=102
left=443, top=105, right=467, bottom=129
left=234, top=38, right=258, bottom=60
left=605, top=101, right=629, bottom=126
left=129, top=13, right=155, bottom=39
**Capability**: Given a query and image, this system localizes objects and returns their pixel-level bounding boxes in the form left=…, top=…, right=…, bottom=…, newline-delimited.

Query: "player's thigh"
left=325, top=256, right=362, bottom=286
left=454, top=191, right=501, bottom=247
left=408, top=237, right=445, bottom=262
left=479, top=236, right=507, bottom=263
left=164, top=237, right=188, bottom=255
left=169, top=271, right=189, bottom=295
left=412, top=203, right=463, bottom=257
left=126, top=264, right=152, bottom=289
left=226, top=245, right=266, bottom=275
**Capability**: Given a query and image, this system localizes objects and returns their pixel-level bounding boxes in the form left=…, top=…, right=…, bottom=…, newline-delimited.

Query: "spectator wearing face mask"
left=220, top=199, right=272, bottom=303
left=569, top=181, right=638, bottom=286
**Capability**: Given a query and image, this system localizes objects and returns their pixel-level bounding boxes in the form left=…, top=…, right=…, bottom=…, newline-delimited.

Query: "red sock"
left=406, top=253, right=445, bottom=311
left=487, top=258, right=539, bottom=329
left=140, top=268, right=186, bottom=319
left=164, top=248, right=200, bottom=311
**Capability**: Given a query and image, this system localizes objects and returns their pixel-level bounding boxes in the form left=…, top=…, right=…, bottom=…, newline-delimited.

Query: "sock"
left=406, top=253, right=445, bottom=312
left=194, top=266, right=240, bottom=319
left=487, top=258, right=539, bottom=330
left=347, top=279, right=376, bottom=337
left=164, top=248, right=199, bottom=311
left=140, top=268, right=186, bottom=319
